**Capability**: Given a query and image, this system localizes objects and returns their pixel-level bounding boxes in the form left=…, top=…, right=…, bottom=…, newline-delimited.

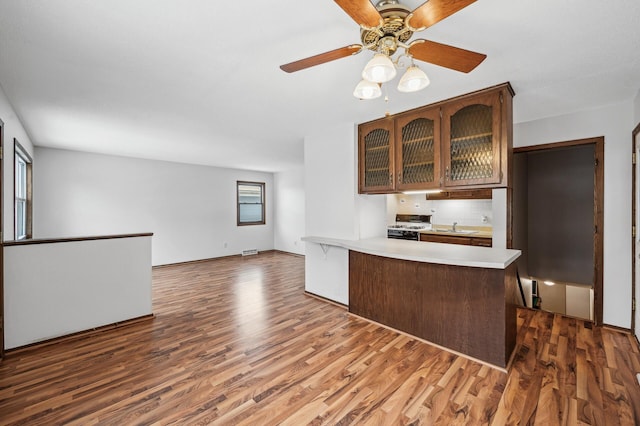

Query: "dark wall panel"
left=527, top=145, right=595, bottom=285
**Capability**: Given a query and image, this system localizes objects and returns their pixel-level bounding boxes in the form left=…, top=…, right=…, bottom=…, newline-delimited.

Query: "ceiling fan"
left=280, top=0, right=486, bottom=98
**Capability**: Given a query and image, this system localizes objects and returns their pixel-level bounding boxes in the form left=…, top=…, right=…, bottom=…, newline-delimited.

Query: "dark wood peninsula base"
left=348, top=250, right=519, bottom=368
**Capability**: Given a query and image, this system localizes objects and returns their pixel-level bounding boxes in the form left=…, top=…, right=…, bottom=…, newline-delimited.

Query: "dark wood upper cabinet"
left=358, top=83, right=513, bottom=194
left=442, top=90, right=503, bottom=187
left=426, top=188, right=492, bottom=200
left=358, top=118, right=395, bottom=194
left=395, top=106, right=441, bottom=191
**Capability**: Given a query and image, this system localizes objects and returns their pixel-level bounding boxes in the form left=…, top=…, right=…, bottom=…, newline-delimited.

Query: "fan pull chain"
left=384, top=84, right=390, bottom=117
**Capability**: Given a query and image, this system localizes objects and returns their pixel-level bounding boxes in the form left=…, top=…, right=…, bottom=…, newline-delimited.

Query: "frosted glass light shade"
left=362, top=53, right=396, bottom=83
left=353, top=79, right=382, bottom=99
left=397, top=66, right=430, bottom=92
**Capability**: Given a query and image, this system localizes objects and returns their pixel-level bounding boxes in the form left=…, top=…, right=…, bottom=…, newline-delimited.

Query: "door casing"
left=0, top=118, right=4, bottom=359
left=632, top=123, right=640, bottom=336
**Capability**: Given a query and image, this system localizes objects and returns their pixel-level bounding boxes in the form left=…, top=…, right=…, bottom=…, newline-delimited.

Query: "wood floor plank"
left=1, top=252, right=639, bottom=424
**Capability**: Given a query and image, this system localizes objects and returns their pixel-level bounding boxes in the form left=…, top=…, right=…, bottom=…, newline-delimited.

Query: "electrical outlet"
left=223, top=242, right=228, bottom=248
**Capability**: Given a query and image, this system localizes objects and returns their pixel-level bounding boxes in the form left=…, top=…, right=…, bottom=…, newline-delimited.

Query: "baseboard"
left=5, top=314, right=155, bottom=355
left=153, top=250, right=303, bottom=268
left=304, top=291, right=348, bottom=310
left=273, top=249, right=305, bottom=258
left=602, top=322, right=632, bottom=334
left=153, top=254, right=242, bottom=268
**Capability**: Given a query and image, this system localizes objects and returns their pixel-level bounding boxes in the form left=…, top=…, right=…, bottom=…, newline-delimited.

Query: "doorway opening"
left=513, top=137, right=604, bottom=324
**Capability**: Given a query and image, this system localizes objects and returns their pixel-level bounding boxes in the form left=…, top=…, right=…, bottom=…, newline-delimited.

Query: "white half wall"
left=305, top=243, right=349, bottom=305
left=274, top=166, right=305, bottom=255
left=514, top=100, right=633, bottom=328
left=4, top=235, right=152, bottom=349
left=33, top=148, right=274, bottom=265
left=0, top=84, right=34, bottom=241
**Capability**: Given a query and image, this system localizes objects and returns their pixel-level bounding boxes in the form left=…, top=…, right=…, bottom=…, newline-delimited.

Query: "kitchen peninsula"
left=303, top=236, right=521, bottom=368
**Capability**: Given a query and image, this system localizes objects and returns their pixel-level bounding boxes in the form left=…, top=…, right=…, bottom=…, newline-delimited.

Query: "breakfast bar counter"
left=301, top=236, right=520, bottom=269
left=302, top=236, right=522, bottom=368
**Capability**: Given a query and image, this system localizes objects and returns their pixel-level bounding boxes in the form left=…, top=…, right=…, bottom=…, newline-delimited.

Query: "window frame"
left=236, top=181, right=266, bottom=226
left=14, top=139, right=32, bottom=240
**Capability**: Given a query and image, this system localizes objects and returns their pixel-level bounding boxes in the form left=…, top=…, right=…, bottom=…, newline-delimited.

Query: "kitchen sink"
left=433, top=229, right=478, bottom=234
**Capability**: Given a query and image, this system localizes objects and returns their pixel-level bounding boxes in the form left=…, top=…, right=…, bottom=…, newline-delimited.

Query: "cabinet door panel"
left=395, top=108, right=441, bottom=190
left=443, top=92, right=502, bottom=187
left=419, top=234, right=472, bottom=245
left=359, top=119, right=395, bottom=193
left=471, top=238, right=492, bottom=247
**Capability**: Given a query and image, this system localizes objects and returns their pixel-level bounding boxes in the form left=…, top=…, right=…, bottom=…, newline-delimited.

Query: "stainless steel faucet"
left=452, top=221, right=458, bottom=232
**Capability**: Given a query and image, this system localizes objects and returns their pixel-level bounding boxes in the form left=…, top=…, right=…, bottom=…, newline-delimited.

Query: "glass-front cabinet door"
left=442, top=91, right=502, bottom=187
left=358, top=118, right=395, bottom=193
left=395, top=107, right=441, bottom=191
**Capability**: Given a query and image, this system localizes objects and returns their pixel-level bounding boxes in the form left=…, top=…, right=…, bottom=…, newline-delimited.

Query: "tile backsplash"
left=388, top=194, right=493, bottom=227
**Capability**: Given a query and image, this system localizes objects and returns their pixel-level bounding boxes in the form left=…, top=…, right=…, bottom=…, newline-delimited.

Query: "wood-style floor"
left=1, top=252, right=640, bottom=425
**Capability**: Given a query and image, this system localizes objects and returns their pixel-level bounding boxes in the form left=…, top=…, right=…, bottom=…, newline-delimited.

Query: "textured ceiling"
left=1, top=0, right=639, bottom=172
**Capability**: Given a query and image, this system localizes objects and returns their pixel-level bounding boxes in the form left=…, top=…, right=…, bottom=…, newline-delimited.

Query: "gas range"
left=387, top=224, right=429, bottom=230
left=387, top=214, right=432, bottom=240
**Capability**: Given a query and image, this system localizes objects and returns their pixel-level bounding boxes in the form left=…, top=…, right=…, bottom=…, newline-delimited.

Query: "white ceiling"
left=1, top=0, right=639, bottom=172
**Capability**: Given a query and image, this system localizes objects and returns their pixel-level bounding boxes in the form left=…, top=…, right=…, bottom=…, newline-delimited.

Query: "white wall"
left=305, top=123, right=358, bottom=240
left=34, top=148, right=274, bottom=266
left=356, top=193, right=387, bottom=239
left=4, top=235, right=152, bottom=348
left=634, top=89, right=640, bottom=124
left=0, top=84, right=34, bottom=241
left=274, top=166, right=305, bottom=255
left=514, top=100, right=633, bottom=328
left=303, top=122, right=386, bottom=304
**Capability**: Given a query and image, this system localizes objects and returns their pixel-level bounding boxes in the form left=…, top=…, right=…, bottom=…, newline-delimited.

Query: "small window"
left=237, top=181, right=265, bottom=226
left=14, top=139, right=33, bottom=240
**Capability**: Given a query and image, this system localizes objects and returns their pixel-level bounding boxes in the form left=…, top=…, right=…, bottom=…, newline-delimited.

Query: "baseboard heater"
left=242, top=249, right=258, bottom=256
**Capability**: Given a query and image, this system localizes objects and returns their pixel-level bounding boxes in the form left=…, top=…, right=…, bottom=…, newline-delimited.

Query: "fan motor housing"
left=361, top=0, right=413, bottom=55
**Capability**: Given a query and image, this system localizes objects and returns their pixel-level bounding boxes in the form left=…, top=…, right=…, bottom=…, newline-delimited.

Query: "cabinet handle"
left=445, top=167, right=450, bottom=181
left=389, top=173, right=393, bottom=185
left=398, top=172, right=402, bottom=184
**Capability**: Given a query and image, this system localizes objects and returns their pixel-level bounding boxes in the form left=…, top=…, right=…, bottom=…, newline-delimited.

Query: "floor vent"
left=242, top=249, right=258, bottom=256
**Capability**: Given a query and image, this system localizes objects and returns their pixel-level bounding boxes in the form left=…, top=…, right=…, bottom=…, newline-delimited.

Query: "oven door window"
left=387, top=230, right=419, bottom=241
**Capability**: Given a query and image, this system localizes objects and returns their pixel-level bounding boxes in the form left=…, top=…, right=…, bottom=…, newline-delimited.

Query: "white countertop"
left=302, top=236, right=521, bottom=269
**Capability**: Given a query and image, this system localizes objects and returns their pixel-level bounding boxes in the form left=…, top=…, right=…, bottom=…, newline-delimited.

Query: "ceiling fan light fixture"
left=353, top=79, right=382, bottom=99
left=397, top=65, right=430, bottom=92
left=362, top=53, right=397, bottom=83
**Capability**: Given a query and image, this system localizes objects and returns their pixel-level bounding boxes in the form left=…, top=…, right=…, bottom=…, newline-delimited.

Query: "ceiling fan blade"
left=408, top=0, right=476, bottom=30
left=408, top=40, right=486, bottom=73
left=334, top=0, right=382, bottom=28
left=280, top=45, right=362, bottom=73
